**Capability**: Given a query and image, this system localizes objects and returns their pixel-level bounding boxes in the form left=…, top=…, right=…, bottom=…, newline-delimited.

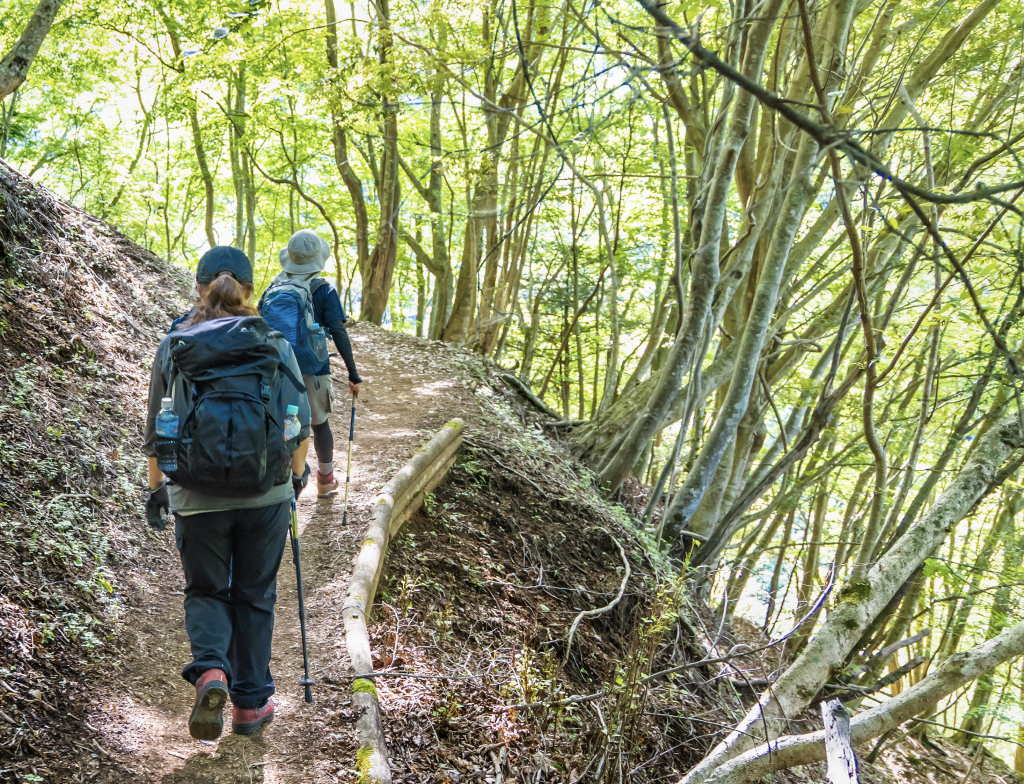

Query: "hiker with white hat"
left=258, top=229, right=362, bottom=498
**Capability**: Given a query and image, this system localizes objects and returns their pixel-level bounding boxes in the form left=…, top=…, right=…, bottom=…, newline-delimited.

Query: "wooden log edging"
left=342, top=418, right=465, bottom=784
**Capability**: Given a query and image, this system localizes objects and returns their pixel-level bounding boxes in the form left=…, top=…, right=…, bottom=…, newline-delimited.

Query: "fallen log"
left=342, top=418, right=465, bottom=784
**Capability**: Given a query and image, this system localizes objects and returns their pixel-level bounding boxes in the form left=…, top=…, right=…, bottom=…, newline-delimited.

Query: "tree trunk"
left=157, top=4, right=217, bottom=249
left=594, top=0, right=784, bottom=492
left=955, top=508, right=1019, bottom=743
left=426, top=23, right=452, bottom=338
left=0, top=0, right=66, bottom=102
left=188, top=116, right=215, bottom=248
left=724, top=507, right=786, bottom=624
left=764, top=509, right=795, bottom=632
left=326, top=0, right=370, bottom=294
left=227, top=67, right=249, bottom=251
left=443, top=192, right=483, bottom=343
left=667, top=128, right=819, bottom=551
left=359, top=0, right=400, bottom=324
left=415, top=231, right=427, bottom=338
left=443, top=0, right=543, bottom=343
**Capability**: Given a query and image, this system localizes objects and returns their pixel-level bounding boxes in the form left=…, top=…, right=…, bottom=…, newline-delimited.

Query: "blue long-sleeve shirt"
left=309, top=279, right=361, bottom=382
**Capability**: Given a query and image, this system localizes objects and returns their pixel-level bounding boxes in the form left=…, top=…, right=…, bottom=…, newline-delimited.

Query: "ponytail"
left=186, top=273, right=257, bottom=325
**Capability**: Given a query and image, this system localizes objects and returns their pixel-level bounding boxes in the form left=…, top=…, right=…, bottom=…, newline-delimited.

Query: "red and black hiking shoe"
left=188, top=668, right=229, bottom=741
left=317, top=470, right=339, bottom=497
left=232, top=697, right=274, bottom=735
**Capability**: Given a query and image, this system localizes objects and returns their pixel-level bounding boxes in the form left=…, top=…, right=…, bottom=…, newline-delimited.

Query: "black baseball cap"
left=196, top=246, right=254, bottom=285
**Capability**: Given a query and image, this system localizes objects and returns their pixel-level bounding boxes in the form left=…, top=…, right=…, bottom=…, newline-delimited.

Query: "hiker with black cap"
left=143, top=246, right=312, bottom=740
left=259, top=229, right=362, bottom=498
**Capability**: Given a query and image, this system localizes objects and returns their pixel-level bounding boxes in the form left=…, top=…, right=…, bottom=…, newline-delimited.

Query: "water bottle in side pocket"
left=155, top=397, right=179, bottom=472
left=311, top=323, right=329, bottom=363
left=284, top=404, right=301, bottom=442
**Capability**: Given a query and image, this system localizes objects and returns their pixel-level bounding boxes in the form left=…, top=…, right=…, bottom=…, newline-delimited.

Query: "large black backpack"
left=164, top=316, right=306, bottom=497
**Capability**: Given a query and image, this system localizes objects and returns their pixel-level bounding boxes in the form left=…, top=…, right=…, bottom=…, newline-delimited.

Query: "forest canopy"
left=5, top=0, right=1024, bottom=779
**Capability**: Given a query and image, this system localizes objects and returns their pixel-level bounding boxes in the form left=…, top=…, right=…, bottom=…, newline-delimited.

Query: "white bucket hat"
left=279, top=229, right=330, bottom=276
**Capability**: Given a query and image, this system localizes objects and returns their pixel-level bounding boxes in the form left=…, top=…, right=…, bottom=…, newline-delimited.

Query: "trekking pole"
left=290, top=500, right=314, bottom=703
left=342, top=396, right=356, bottom=526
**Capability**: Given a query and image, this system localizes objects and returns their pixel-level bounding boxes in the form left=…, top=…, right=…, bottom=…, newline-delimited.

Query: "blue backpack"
left=258, top=275, right=329, bottom=375
left=164, top=316, right=306, bottom=497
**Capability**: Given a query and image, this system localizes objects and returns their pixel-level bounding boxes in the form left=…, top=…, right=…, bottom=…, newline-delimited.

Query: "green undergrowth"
left=0, top=374, right=145, bottom=650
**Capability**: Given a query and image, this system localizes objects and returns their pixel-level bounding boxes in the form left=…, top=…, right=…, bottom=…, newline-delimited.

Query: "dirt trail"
left=92, top=323, right=477, bottom=784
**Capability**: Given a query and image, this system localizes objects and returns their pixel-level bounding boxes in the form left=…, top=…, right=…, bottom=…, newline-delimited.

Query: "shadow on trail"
left=161, top=734, right=266, bottom=784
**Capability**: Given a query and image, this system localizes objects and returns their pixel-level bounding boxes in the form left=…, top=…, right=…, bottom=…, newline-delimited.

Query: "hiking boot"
left=188, top=668, right=228, bottom=741
left=317, top=470, right=339, bottom=497
left=232, top=697, right=274, bottom=735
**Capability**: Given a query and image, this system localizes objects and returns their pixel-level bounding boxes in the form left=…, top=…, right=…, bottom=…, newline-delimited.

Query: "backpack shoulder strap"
left=267, top=333, right=307, bottom=393
left=310, top=277, right=329, bottom=294
left=166, top=359, right=192, bottom=410
left=278, top=361, right=307, bottom=394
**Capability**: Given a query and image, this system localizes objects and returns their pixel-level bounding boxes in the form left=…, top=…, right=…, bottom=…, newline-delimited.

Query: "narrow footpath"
left=92, top=323, right=477, bottom=784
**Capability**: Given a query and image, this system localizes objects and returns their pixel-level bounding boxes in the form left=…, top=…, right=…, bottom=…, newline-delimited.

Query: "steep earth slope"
left=0, top=160, right=190, bottom=780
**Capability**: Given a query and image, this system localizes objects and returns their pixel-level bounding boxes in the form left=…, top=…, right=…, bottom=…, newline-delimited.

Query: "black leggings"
left=312, top=421, right=334, bottom=466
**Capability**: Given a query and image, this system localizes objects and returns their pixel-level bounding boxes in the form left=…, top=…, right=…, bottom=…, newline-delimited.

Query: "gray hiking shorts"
left=303, top=374, right=333, bottom=426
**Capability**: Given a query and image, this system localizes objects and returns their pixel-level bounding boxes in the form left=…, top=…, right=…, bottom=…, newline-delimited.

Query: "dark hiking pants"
left=174, top=502, right=290, bottom=709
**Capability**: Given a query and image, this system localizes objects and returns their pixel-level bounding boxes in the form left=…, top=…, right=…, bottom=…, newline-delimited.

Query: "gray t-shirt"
left=143, top=324, right=311, bottom=516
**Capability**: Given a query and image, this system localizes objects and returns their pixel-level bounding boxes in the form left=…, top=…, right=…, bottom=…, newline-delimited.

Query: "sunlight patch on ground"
left=413, top=380, right=458, bottom=396
left=381, top=429, right=421, bottom=439
left=89, top=696, right=204, bottom=761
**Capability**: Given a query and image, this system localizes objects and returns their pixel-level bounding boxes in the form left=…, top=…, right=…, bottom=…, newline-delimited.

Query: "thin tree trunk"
left=764, top=509, right=795, bottom=632
left=724, top=507, right=786, bottom=623
left=157, top=4, right=217, bottom=249
left=185, top=104, right=216, bottom=248
left=955, top=506, right=1019, bottom=743
left=426, top=22, right=452, bottom=338
left=326, top=0, right=369, bottom=292
left=227, top=67, right=248, bottom=250
left=415, top=224, right=427, bottom=338
left=359, top=0, right=400, bottom=324
left=594, top=0, right=784, bottom=492
left=668, top=128, right=819, bottom=553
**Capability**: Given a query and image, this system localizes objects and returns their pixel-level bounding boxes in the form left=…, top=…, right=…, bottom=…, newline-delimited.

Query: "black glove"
left=146, top=484, right=170, bottom=530
left=292, top=463, right=311, bottom=500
